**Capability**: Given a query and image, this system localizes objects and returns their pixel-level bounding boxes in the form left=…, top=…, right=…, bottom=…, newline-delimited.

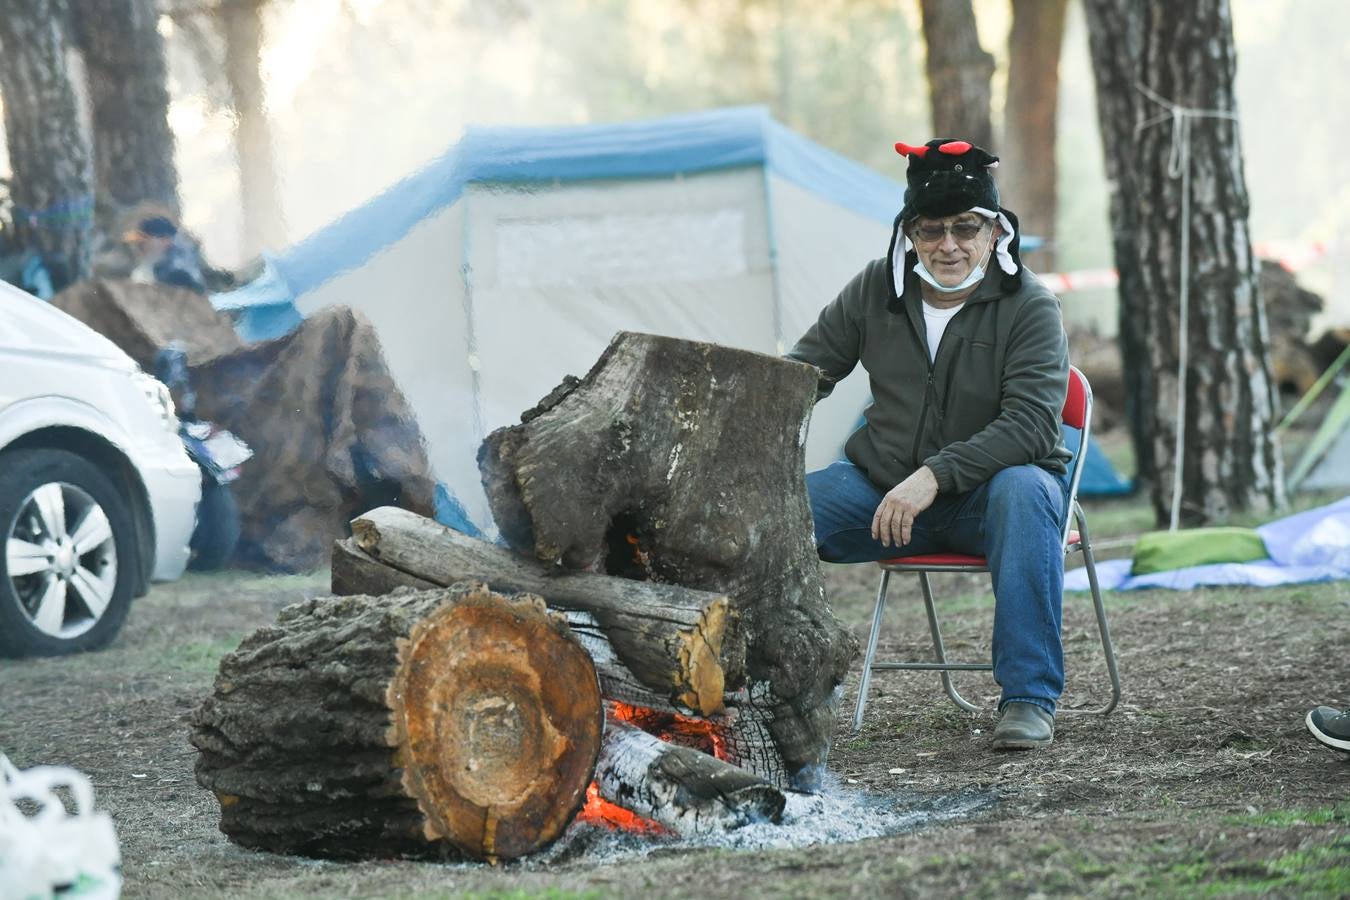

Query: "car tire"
left=0, top=448, right=137, bottom=657
left=189, top=477, right=239, bottom=571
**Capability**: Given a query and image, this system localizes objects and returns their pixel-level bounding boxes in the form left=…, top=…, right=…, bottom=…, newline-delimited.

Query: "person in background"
left=787, top=138, right=1071, bottom=751
left=124, top=215, right=208, bottom=294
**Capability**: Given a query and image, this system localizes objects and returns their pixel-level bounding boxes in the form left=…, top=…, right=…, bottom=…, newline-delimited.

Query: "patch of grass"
left=409, top=892, right=607, bottom=900
left=1141, top=838, right=1350, bottom=897
left=1226, top=802, right=1350, bottom=828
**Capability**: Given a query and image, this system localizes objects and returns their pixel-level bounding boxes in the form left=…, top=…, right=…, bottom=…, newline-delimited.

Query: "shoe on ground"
left=1306, top=706, right=1350, bottom=753
left=992, top=701, right=1054, bottom=751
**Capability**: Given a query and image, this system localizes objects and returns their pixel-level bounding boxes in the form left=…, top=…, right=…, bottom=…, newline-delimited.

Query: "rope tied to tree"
left=1133, top=81, right=1239, bottom=531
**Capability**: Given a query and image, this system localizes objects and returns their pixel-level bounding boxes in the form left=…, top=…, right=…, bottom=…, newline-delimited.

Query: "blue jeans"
left=809, top=460, right=1070, bottom=716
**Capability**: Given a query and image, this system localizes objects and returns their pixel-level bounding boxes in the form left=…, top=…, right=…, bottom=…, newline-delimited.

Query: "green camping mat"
left=1130, top=527, right=1270, bottom=576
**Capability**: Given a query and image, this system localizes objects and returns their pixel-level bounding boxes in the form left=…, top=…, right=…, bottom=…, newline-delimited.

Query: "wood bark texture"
left=71, top=0, right=180, bottom=215
left=0, top=0, right=95, bottom=287
left=345, top=506, right=742, bottom=717
left=190, top=585, right=602, bottom=861
left=1082, top=0, right=1155, bottom=489
left=332, top=538, right=684, bottom=715
left=1085, top=0, right=1283, bottom=525
left=595, top=719, right=785, bottom=836
left=479, top=332, right=857, bottom=791
left=918, top=0, right=994, bottom=150
left=1001, top=0, right=1067, bottom=273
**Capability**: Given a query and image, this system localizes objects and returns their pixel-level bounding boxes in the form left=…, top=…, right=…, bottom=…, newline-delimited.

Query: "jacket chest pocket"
left=941, top=339, right=1001, bottom=439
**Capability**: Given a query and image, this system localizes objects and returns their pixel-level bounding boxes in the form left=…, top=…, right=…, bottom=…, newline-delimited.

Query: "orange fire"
left=577, top=782, right=666, bottom=834
left=608, top=701, right=729, bottom=761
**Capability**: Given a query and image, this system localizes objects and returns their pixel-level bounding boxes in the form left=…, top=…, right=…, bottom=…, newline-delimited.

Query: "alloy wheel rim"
left=5, top=482, right=118, bottom=639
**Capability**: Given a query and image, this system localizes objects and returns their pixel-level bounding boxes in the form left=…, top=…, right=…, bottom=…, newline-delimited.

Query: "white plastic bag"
left=0, top=754, right=121, bottom=900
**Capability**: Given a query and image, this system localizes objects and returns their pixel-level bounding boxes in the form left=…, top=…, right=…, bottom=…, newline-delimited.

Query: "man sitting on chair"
left=787, top=138, right=1071, bottom=751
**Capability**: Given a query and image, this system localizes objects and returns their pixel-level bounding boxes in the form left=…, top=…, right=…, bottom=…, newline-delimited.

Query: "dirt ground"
left=3, top=496, right=1349, bottom=899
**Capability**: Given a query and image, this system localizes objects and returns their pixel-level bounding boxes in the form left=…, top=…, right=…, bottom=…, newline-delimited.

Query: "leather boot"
left=992, top=701, right=1054, bottom=751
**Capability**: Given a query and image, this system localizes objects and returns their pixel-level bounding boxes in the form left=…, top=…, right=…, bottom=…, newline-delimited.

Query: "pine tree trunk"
left=1082, top=0, right=1155, bottom=492
left=479, top=332, right=857, bottom=791
left=220, top=0, right=286, bottom=255
left=1001, top=0, right=1067, bottom=273
left=1084, top=0, right=1283, bottom=525
left=190, top=585, right=603, bottom=861
left=71, top=0, right=180, bottom=216
left=917, top=0, right=993, bottom=149
left=0, top=0, right=95, bottom=288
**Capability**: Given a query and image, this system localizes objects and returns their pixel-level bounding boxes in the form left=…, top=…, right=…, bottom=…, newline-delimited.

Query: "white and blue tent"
left=214, top=106, right=903, bottom=533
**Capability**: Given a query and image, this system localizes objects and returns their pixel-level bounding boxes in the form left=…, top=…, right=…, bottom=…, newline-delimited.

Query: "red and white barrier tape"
left=1041, top=239, right=1329, bottom=294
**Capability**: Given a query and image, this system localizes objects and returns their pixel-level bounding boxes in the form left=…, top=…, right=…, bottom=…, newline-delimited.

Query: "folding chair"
left=850, top=365, right=1121, bottom=732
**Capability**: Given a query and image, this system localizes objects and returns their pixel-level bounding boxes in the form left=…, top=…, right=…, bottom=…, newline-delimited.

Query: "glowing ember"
left=623, top=533, right=657, bottom=580
left=576, top=782, right=666, bottom=834
left=608, top=701, right=729, bottom=761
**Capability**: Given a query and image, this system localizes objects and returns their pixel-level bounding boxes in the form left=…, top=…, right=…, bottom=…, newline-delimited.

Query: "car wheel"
left=0, top=449, right=137, bottom=657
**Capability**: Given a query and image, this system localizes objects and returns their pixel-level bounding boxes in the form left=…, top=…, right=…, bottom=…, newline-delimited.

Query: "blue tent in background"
left=1062, top=424, right=1135, bottom=497
left=212, top=106, right=896, bottom=532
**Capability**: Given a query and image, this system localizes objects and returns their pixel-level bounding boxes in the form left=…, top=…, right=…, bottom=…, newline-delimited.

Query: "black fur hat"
left=889, top=138, right=1024, bottom=293
left=895, top=139, right=1000, bottom=221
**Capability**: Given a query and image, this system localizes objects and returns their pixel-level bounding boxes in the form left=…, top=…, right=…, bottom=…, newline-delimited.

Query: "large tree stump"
left=189, top=584, right=602, bottom=861
left=479, top=331, right=858, bottom=790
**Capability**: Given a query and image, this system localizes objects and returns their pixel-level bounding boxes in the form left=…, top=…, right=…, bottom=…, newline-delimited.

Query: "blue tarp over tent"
left=212, top=105, right=905, bottom=340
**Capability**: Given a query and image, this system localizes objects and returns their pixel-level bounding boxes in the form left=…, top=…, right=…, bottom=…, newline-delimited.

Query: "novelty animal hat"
left=890, top=139, right=1023, bottom=290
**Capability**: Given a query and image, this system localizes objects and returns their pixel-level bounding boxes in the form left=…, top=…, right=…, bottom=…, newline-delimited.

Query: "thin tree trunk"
left=71, top=0, right=180, bottom=217
left=1085, top=0, right=1283, bottom=525
left=917, top=0, right=993, bottom=149
left=219, top=0, right=286, bottom=254
left=0, top=0, right=95, bottom=288
left=1002, top=0, right=1067, bottom=273
left=1082, top=0, right=1154, bottom=491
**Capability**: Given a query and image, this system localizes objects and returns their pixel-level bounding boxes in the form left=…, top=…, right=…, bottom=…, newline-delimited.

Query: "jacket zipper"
left=910, top=367, right=935, bottom=469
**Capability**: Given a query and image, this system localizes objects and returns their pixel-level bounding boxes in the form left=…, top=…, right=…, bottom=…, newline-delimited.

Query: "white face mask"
left=911, top=229, right=996, bottom=293
left=913, top=257, right=986, bottom=293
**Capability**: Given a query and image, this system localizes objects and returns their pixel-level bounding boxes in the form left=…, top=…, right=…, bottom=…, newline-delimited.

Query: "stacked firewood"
left=190, top=332, right=857, bottom=862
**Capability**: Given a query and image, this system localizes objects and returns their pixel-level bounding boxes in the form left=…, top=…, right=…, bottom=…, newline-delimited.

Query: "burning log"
left=336, top=506, right=744, bottom=717
left=189, top=584, right=602, bottom=862
left=594, top=718, right=785, bottom=836
left=479, top=332, right=858, bottom=790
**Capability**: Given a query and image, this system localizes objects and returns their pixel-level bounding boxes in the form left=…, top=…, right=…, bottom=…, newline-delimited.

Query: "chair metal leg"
left=851, top=570, right=892, bottom=732
left=1070, top=504, right=1121, bottom=715
left=920, top=572, right=982, bottom=714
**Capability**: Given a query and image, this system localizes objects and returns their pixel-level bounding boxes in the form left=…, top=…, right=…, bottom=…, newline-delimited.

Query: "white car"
left=0, top=281, right=201, bottom=656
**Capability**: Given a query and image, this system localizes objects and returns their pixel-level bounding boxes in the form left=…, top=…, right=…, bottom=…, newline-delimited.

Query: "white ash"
left=523, top=777, right=996, bottom=868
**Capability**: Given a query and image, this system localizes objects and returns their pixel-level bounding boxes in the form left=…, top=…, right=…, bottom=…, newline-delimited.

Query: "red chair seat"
left=880, top=531, right=1082, bottom=569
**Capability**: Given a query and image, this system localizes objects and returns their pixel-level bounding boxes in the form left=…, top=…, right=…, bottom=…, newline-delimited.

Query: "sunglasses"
left=910, top=220, right=988, bottom=244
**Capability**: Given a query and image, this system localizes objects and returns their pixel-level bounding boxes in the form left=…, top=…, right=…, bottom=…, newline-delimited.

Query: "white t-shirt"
left=922, top=300, right=964, bottom=363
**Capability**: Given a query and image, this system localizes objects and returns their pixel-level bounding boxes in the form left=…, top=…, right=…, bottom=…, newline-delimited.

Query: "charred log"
left=479, top=331, right=858, bottom=790
left=189, top=584, right=602, bottom=862
left=595, top=718, right=785, bottom=836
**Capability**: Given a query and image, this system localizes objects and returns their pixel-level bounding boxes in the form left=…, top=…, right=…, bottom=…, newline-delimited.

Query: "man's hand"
left=872, top=466, right=939, bottom=548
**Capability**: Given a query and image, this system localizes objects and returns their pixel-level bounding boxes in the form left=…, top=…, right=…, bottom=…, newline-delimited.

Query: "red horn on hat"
left=894, top=142, right=929, bottom=158
left=937, top=140, right=972, bottom=155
